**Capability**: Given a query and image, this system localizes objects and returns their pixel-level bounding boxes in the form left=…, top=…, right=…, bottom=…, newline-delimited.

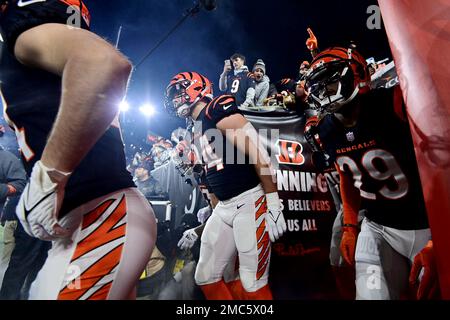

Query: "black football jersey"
left=225, top=71, right=256, bottom=106
left=192, top=95, right=260, bottom=201
left=316, top=88, right=428, bottom=230
left=0, top=0, right=135, bottom=217
left=0, top=0, right=91, bottom=50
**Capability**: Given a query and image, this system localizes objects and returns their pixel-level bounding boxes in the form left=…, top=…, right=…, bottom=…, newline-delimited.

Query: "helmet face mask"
left=165, top=80, right=192, bottom=118
left=165, top=72, right=213, bottom=119
left=305, top=47, right=370, bottom=116
left=306, top=60, right=356, bottom=114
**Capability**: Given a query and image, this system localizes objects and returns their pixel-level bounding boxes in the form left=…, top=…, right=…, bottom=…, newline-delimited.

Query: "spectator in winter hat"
left=252, top=59, right=270, bottom=107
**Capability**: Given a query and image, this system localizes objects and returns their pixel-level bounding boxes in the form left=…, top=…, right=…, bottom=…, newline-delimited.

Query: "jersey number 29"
left=337, top=149, right=409, bottom=200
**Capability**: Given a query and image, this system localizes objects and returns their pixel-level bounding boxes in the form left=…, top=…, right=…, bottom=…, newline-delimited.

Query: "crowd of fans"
left=215, top=29, right=390, bottom=115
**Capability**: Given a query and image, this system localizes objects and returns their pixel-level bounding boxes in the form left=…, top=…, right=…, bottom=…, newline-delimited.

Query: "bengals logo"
left=277, top=139, right=305, bottom=165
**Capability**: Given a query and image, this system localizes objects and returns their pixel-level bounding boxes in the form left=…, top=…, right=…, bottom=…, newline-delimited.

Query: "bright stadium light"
left=139, top=104, right=156, bottom=117
left=119, top=100, right=130, bottom=112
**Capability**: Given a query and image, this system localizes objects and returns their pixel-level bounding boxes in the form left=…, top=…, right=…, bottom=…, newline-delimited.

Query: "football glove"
left=197, top=206, right=212, bottom=224
left=340, top=226, right=358, bottom=266
left=16, top=160, right=72, bottom=241
left=409, top=240, right=440, bottom=300
left=177, top=228, right=199, bottom=250
left=265, top=192, right=287, bottom=242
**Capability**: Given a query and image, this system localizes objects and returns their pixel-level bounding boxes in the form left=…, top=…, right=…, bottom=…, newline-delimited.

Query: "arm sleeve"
left=255, top=82, right=270, bottom=106
left=240, top=87, right=256, bottom=108
left=0, top=152, right=27, bottom=200
left=336, top=164, right=361, bottom=227
left=7, top=155, right=27, bottom=194
left=219, top=73, right=228, bottom=92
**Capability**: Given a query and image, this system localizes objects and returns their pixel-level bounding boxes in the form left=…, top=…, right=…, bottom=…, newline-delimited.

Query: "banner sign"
left=245, top=113, right=339, bottom=257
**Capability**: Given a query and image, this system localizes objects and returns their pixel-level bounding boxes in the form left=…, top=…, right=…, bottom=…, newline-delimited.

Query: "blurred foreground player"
left=165, top=71, right=286, bottom=300
left=304, top=46, right=439, bottom=300
left=0, top=0, right=156, bottom=299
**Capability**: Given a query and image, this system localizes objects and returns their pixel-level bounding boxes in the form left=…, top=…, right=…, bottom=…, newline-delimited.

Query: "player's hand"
left=16, top=161, right=72, bottom=241
left=197, top=206, right=212, bottom=224
left=177, top=228, right=199, bottom=250
left=306, top=28, right=318, bottom=51
left=265, top=192, right=287, bottom=242
left=340, top=227, right=358, bottom=266
left=409, top=240, right=440, bottom=300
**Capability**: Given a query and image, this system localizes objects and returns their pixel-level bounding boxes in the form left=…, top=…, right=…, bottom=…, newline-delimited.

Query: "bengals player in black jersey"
left=304, top=46, right=439, bottom=300
left=0, top=0, right=156, bottom=299
left=165, top=71, right=287, bottom=300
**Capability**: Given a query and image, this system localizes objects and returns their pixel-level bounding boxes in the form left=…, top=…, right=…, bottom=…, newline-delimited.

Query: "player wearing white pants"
left=355, top=218, right=431, bottom=300
left=195, top=185, right=270, bottom=293
left=165, top=72, right=287, bottom=300
left=29, top=188, right=156, bottom=300
left=304, top=46, right=439, bottom=300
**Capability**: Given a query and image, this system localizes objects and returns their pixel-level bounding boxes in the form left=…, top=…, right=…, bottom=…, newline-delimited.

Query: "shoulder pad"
left=205, top=95, right=239, bottom=122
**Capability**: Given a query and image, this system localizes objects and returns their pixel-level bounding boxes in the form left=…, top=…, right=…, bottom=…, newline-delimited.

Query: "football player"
left=304, top=46, right=439, bottom=300
left=165, top=71, right=287, bottom=300
left=174, top=138, right=250, bottom=299
left=0, top=0, right=156, bottom=299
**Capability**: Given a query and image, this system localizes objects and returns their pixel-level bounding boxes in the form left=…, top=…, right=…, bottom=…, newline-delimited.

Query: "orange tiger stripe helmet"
left=165, top=72, right=213, bottom=118
left=304, top=46, right=371, bottom=114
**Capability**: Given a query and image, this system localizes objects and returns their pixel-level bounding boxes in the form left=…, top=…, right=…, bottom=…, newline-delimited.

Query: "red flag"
left=379, top=0, right=450, bottom=298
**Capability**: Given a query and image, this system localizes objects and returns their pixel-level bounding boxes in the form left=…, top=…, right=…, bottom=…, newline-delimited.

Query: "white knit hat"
left=253, top=59, right=266, bottom=75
